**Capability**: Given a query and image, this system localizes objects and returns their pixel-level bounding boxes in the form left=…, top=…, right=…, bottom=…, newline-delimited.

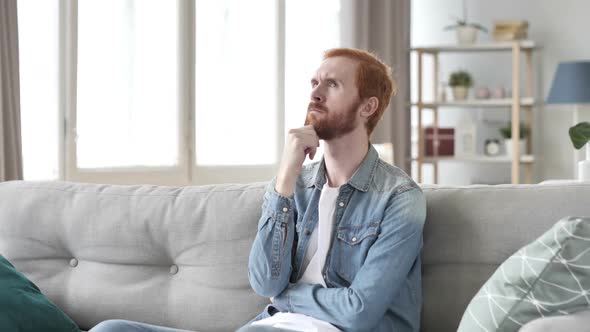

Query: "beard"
left=304, top=100, right=362, bottom=140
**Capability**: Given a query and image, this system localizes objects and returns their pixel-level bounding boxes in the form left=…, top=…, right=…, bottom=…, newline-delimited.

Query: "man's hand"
left=276, top=125, right=319, bottom=197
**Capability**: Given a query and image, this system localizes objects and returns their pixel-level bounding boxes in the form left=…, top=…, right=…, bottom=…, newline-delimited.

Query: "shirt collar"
left=306, top=144, right=380, bottom=193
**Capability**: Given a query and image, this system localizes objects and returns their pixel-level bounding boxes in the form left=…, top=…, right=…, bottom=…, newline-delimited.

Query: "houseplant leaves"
left=569, top=122, right=590, bottom=150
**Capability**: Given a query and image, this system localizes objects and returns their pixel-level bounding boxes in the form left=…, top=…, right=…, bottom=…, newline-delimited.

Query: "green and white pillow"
left=458, top=216, right=590, bottom=332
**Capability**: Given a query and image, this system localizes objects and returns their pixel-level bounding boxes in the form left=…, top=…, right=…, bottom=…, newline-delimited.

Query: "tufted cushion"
left=0, top=255, right=80, bottom=332
left=0, top=181, right=269, bottom=332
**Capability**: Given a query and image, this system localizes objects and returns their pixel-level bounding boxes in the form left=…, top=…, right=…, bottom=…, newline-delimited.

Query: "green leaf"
left=468, top=23, right=488, bottom=33
left=569, top=122, right=590, bottom=150
left=499, top=121, right=529, bottom=139
left=449, top=70, right=473, bottom=87
left=444, top=24, right=460, bottom=31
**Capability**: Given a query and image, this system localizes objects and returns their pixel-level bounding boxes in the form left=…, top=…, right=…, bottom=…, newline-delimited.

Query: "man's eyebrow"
left=311, top=75, right=343, bottom=85
left=325, top=76, right=344, bottom=84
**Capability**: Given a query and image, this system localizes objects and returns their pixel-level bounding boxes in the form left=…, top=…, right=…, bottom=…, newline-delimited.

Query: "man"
left=241, top=48, right=426, bottom=332
left=89, top=48, right=425, bottom=332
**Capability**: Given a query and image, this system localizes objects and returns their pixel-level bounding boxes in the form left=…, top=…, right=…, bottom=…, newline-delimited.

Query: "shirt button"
left=69, top=258, right=78, bottom=267
left=352, top=237, right=357, bottom=242
left=339, top=202, right=344, bottom=207
left=304, top=229, right=311, bottom=235
left=323, top=273, right=327, bottom=280
left=170, top=265, right=179, bottom=275
left=282, top=207, right=289, bottom=212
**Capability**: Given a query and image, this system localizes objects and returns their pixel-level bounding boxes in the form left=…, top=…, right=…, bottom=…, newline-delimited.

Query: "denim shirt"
left=247, top=145, right=426, bottom=332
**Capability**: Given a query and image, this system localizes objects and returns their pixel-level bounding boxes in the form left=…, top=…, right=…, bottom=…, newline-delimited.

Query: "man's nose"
left=311, top=87, right=324, bottom=103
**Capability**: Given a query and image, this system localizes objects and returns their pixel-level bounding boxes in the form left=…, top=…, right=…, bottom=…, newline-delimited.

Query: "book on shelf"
left=424, top=127, right=455, bottom=157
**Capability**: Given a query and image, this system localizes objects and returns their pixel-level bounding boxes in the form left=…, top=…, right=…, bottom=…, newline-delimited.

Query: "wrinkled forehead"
left=313, top=56, right=359, bottom=83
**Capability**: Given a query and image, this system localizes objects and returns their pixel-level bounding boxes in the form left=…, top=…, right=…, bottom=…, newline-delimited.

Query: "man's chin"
left=304, top=115, right=319, bottom=128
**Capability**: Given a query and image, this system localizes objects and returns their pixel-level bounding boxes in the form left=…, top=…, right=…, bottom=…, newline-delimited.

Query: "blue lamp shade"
left=546, top=61, right=590, bottom=104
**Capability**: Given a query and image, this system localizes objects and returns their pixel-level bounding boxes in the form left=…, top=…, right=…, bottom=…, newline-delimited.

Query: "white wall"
left=411, top=0, right=590, bottom=184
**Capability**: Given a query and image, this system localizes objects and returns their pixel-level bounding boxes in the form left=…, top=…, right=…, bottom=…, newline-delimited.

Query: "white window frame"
left=59, top=0, right=285, bottom=185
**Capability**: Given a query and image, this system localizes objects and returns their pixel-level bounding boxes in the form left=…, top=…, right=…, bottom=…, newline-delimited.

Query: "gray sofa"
left=0, top=180, right=589, bottom=332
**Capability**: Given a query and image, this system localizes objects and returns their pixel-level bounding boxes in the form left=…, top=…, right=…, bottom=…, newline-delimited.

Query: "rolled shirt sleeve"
left=248, top=178, right=298, bottom=298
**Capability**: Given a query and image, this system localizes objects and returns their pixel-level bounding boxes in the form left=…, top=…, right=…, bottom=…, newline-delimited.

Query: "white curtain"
left=341, top=0, right=411, bottom=173
left=0, top=0, right=23, bottom=181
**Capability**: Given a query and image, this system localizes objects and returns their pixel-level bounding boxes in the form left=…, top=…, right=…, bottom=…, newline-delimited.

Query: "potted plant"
left=443, top=0, right=488, bottom=44
left=448, top=70, right=473, bottom=100
left=499, top=122, right=529, bottom=156
left=569, top=122, right=590, bottom=181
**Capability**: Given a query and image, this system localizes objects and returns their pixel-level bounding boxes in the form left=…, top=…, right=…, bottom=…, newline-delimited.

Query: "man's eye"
left=328, top=81, right=337, bottom=87
left=311, top=81, right=318, bottom=87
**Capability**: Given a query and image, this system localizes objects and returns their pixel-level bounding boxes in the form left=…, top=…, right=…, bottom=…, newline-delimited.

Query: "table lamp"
left=546, top=61, right=590, bottom=180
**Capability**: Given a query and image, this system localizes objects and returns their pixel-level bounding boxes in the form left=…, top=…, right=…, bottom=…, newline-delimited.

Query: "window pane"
left=77, top=0, right=178, bottom=168
left=285, top=0, right=340, bottom=164
left=195, top=0, right=277, bottom=166
left=18, top=0, right=60, bottom=180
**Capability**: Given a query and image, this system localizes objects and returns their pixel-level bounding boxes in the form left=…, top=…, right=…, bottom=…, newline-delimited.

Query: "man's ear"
left=360, top=97, right=379, bottom=119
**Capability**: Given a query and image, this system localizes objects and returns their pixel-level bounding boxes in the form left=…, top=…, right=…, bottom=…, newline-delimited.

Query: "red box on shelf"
left=424, top=127, right=454, bottom=156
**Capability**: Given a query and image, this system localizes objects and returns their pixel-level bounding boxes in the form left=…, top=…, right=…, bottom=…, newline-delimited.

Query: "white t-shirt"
left=299, top=182, right=339, bottom=286
left=253, top=182, right=342, bottom=332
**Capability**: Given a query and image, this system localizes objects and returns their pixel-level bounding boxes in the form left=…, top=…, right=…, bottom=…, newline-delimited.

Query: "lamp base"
left=578, top=159, right=590, bottom=182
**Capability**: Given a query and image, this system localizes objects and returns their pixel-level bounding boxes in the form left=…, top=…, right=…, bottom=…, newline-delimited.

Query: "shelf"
left=410, top=97, right=535, bottom=108
left=411, top=39, right=537, bottom=184
left=413, top=155, right=535, bottom=164
left=410, top=40, right=536, bottom=53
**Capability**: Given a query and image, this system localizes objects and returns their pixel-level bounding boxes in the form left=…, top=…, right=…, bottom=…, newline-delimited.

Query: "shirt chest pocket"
left=333, top=222, right=380, bottom=283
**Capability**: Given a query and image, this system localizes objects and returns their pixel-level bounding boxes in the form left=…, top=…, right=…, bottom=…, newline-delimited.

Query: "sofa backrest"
left=1, top=180, right=590, bottom=332
left=420, top=182, right=590, bottom=332
left=0, top=181, right=269, bottom=332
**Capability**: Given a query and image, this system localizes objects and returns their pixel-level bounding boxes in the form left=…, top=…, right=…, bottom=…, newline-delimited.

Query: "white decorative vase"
left=456, top=26, right=478, bottom=44
left=505, top=139, right=526, bottom=156
left=452, top=86, right=469, bottom=100
left=578, top=145, right=590, bottom=181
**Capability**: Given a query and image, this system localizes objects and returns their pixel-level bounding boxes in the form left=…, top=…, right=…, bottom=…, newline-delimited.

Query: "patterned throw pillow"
left=458, top=216, right=590, bottom=332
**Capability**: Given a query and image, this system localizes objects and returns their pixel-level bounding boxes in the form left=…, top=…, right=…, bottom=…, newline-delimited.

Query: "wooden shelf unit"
left=412, top=41, right=537, bottom=184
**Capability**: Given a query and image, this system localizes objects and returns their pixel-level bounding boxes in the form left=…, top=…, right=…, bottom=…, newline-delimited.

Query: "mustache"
left=307, top=102, right=328, bottom=112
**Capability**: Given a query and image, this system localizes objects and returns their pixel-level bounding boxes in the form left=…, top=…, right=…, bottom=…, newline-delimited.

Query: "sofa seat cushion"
left=518, top=308, right=590, bottom=332
left=457, top=216, right=590, bottom=332
left=0, top=255, right=80, bottom=332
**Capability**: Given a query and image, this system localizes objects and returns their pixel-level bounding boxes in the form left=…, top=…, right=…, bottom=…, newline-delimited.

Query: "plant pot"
left=452, top=86, right=469, bottom=100
left=579, top=145, right=590, bottom=181
left=456, top=26, right=478, bottom=44
left=579, top=160, right=590, bottom=181
left=504, top=139, right=526, bottom=157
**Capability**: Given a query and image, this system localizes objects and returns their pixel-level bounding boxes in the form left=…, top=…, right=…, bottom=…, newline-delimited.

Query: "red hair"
left=323, top=48, right=396, bottom=135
